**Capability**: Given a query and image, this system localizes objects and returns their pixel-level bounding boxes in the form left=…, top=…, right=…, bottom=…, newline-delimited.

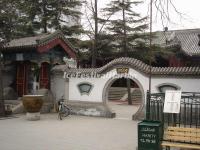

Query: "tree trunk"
left=126, top=78, right=132, bottom=105
left=92, top=0, right=98, bottom=67
left=42, top=0, right=48, bottom=33
left=0, top=52, right=5, bottom=116
left=122, top=1, right=127, bottom=57
left=122, top=0, right=132, bottom=105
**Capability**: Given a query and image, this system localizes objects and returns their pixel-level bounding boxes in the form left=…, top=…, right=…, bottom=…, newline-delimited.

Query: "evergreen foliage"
left=0, top=0, right=35, bottom=40
left=102, top=0, right=148, bottom=54
left=0, top=0, right=177, bottom=67
left=21, top=0, right=83, bottom=34
left=93, top=0, right=176, bottom=66
left=79, top=0, right=176, bottom=67
left=0, top=0, right=83, bottom=40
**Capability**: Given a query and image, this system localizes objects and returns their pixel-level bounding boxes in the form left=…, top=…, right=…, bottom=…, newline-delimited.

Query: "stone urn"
left=22, top=95, right=44, bottom=121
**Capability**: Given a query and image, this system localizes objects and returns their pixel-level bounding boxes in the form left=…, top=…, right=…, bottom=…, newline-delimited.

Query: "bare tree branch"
left=90, top=0, right=95, bottom=14
left=169, top=0, right=183, bottom=16
left=84, top=4, right=95, bottom=33
left=153, top=0, right=184, bottom=28
left=98, top=12, right=115, bottom=33
left=84, top=0, right=93, bottom=12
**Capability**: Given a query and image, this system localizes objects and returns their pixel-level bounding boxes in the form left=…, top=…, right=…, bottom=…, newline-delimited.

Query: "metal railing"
left=146, top=92, right=200, bottom=128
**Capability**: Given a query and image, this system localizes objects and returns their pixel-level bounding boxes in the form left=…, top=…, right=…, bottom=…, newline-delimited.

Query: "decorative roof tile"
left=153, top=28, right=200, bottom=56
left=1, top=30, right=77, bottom=52
left=52, top=57, right=200, bottom=77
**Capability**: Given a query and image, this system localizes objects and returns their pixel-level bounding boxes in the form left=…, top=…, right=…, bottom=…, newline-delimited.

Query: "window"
left=77, top=82, right=93, bottom=95
left=157, top=83, right=180, bottom=93
left=16, top=53, right=23, bottom=61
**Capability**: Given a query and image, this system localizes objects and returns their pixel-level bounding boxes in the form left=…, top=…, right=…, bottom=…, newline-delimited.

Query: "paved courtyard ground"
left=108, top=101, right=140, bottom=120
left=0, top=114, right=139, bottom=150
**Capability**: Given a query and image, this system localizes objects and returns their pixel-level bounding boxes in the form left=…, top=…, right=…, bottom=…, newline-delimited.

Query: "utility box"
left=138, top=120, right=163, bottom=150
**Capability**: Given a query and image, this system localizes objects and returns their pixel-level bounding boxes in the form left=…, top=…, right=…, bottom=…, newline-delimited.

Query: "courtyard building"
left=1, top=30, right=77, bottom=97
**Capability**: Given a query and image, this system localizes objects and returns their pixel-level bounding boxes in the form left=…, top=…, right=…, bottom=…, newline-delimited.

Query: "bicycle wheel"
left=63, top=106, right=70, bottom=117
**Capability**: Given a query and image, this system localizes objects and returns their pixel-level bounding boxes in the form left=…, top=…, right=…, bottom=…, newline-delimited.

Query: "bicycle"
left=57, top=97, right=71, bottom=120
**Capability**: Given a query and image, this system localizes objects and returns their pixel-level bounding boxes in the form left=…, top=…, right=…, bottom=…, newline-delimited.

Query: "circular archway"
left=102, top=75, right=145, bottom=120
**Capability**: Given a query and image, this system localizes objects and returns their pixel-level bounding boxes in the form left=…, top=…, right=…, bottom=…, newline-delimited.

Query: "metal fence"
left=146, top=92, right=200, bottom=128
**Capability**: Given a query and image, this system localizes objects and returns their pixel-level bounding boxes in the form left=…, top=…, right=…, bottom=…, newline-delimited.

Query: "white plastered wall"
left=68, top=68, right=149, bottom=103
left=151, top=77, right=200, bottom=93
left=51, top=74, right=66, bottom=101
left=53, top=68, right=200, bottom=104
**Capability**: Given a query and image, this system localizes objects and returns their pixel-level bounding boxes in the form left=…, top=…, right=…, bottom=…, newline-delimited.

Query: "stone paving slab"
left=108, top=101, right=140, bottom=120
left=0, top=114, right=139, bottom=150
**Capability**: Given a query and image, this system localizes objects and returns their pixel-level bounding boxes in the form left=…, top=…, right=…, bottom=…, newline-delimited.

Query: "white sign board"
left=163, top=90, right=181, bottom=113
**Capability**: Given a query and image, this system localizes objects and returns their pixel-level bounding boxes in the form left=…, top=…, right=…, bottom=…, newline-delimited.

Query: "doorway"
left=104, top=77, right=144, bottom=120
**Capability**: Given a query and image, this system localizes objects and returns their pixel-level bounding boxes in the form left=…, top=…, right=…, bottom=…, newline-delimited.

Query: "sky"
left=95, top=0, right=200, bottom=31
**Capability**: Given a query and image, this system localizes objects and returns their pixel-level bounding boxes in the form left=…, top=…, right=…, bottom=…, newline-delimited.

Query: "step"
left=108, top=87, right=142, bottom=103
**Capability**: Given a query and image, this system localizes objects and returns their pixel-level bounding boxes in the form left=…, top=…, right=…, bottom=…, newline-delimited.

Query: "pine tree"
left=0, top=0, right=84, bottom=40
left=0, top=0, right=35, bottom=40
left=102, top=0, right=148, bottom=105
left=102, top=0, right=148, bottom=55
left=20, top=0, right=83, bottom=35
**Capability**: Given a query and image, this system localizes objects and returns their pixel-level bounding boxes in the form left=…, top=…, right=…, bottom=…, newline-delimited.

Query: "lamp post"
left=0, top=44, right=5, bottom=116
left=146, top=0, right=153, bottom=120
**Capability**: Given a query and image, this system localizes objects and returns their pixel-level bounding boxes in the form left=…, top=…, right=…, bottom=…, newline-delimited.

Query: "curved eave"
left=37, top=30, right=77, bottom=53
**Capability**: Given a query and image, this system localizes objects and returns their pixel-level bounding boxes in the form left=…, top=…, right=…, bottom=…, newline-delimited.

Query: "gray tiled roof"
left=2, top=30, right=76, bottom=52
left=153, top=29, right=200, bottom=56
left=53, top=57, right=200, bottom=76
left=3, top=34, right=49, bottom=48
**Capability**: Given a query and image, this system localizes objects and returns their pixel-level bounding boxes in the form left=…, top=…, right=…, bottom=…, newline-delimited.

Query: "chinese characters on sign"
left=116, top=68, right=129, bottom=74
left=139, top=127, right=157, bottom=144
left=138, top=121, right=162, bottom=150
left=163, top=90, right=182, bottom=113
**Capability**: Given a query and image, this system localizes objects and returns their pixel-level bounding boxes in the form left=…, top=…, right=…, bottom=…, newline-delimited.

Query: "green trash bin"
left=138, top=120, right=163, bottom=150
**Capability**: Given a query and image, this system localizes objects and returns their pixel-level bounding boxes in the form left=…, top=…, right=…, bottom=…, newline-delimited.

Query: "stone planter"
left=22, top=95, right=43, bottom=121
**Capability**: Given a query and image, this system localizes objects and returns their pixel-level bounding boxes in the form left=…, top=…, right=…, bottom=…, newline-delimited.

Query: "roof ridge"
left=13, top=33, right=49, bottom=40
left=155, top=28, right=200, bottom=33
left=53, top=57, right=200, bottom=76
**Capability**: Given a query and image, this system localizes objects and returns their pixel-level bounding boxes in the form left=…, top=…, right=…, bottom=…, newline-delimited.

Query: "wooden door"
left=16, top=63, right=27, bottom=96
left=39, top=62, right=50, bottom=89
